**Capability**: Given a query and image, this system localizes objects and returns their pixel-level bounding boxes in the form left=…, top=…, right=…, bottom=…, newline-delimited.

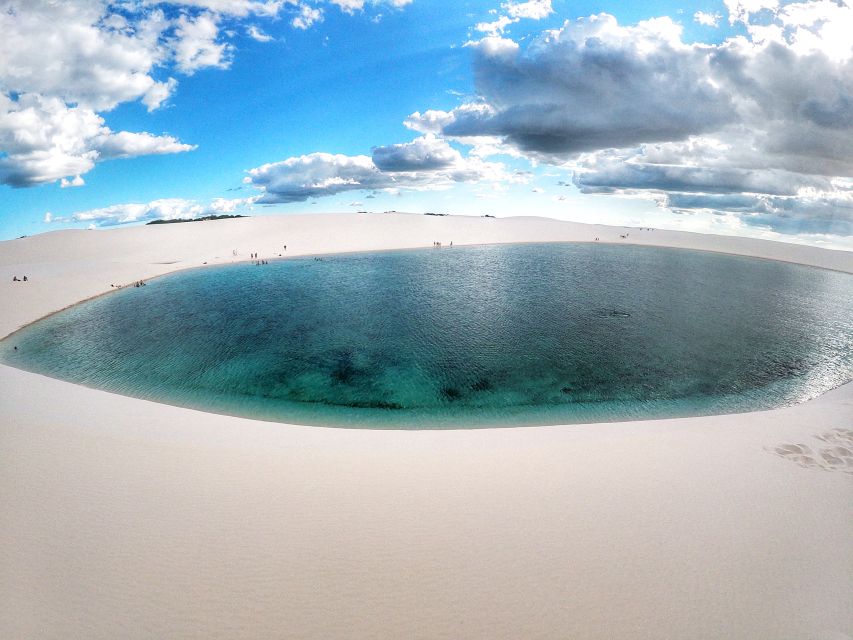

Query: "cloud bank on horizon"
left=2, top=0, right=852, bottom=243
left=403, top=1, right=853, bottom=238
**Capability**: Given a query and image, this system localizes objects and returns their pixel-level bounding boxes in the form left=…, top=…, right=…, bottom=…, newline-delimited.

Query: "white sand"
left=1, top=213, right=852, bottom=639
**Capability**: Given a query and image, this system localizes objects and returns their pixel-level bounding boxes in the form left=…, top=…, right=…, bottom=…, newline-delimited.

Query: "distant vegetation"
left=146, top=214, right=247, bottom=225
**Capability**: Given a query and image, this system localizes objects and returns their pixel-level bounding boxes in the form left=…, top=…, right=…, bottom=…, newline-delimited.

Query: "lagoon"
left=3, top=243, right=852, bottom=428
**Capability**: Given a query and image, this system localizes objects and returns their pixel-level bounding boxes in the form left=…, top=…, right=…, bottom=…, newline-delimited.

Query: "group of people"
left=11, top=275, right=28, bottom=282
left=255, top=260, right=269, bottom=265
left=246, top=245, right=286, bottom=262
left=595, top=228, right=652, bottom=242
left=432, top=241, right=452, bottom=248
left=108, top=280, right=146, bottom=288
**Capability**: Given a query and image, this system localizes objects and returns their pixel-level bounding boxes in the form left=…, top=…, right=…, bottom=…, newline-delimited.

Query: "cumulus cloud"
left=165, top=1, right=287, bottom=17
left=172, top=11, right=232, bottom=73
left=142, top=78, right=180, bottom=112
left=0, top=0, right=416, bottom=188
left=573, top=153, right=833, bottom=196
left=372, top=135, right=462, bottom=171
left=166, top=0, right=412, bottom=18
left=247, top=154, right=384, bottom=202
left=725, top=0, right=780, bottom=25
left=694, top=11, right=722, bottom=27
left=49, top=196, right=257, bottom=227
left=289, top=0, right=411, bottom=28
left=416, top=2, right=853, bottom=238
left=94, top=131, right=196, bottom=159
left=0, top=1, right=198, bottom=187
left=0, top=1, right=170, bottom=112
left=663, top=190, right=853, bottom=236
left=404, top=109, right=458, bottom=134
left=330, top=0, right=413, bottom=13
left=292, top=4, right=324, bottom=29
left=450, top=17, right=736, bottom=156
left=476, top=0, right=553, bottom=36
left=506, top=0, right=553, bottom=20
left=247, top=25, right=274, bottom=41
left=60, top=176, right=86, bottom=189
left=0, top=94, right=195, bottom=187
left=246, top=136, right=514, bottom=203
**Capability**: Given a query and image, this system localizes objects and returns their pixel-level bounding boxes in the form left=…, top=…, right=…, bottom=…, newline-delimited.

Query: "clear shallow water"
left=2, top=243, right=852, bottom=428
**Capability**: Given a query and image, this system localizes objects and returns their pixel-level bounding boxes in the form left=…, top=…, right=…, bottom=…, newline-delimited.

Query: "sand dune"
left=1, top=213, right=851, bottom=639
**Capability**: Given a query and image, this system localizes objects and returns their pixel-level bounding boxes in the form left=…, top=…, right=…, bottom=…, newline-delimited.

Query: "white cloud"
left=209, top=196, right=254, bottom=213
left=476, top=15, right=514, bottom=36
left=404, top=110, right=457, bottom=134
left=247, top=25, right=274, bottom=41
left=60, top=175, right=86, bottom=189
left=416, top=5, right=853, bottom=238
left=0, top=94, right=194, bottom=187
left=0, top=1, right=169, bottom=112
left=329, top=0, right=413, bottom=12
left=663, top=190, right=853, bottom=236
left=163, top=1, right=287, bottom=17
left=172, top=11, right=232, bottom=73
left=0, top=0, right=416, bottom=188
left=142, top=78, right=180, bottom=112
left=49, top=196, right=256, bottom=227
left=247, top=153, right=385, bottom=202
left=291, top=4, right=324, bottom=29
left=776, top=0, right=853, bottom=62
left=95, top=131, right=196, bottom=159
left=476, top=0, right=552, bottom=35
left=171, top=0, right=414, bottom=16
left=372, top=134, right=462, bottom=171
left=246, top=136, right=514, bottom=203
left=725, top=0, right=780, bottom=25
left=573, top=151, right=833, bottom=196
left=505, top=0, right=552, bottom=20
left=451, top=16, right=734, bottom=156
left=0, top=1, right=193, bottom=187
left=694, top=11, right=722, bottom=26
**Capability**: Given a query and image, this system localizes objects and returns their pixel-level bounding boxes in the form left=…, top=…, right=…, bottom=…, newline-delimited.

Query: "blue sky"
left=1, top=0, right=852, bottom=247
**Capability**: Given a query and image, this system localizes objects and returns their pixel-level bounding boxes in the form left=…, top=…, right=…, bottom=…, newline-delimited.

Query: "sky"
left=1, top=0, right=852, bottom=248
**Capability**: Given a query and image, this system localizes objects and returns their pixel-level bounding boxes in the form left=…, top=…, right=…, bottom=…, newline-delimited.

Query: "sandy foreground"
left=1, top=213, right=852, bottom=639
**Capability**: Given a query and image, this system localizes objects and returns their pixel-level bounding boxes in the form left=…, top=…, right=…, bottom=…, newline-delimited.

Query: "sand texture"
left=1, top=213, right=852, bottom=639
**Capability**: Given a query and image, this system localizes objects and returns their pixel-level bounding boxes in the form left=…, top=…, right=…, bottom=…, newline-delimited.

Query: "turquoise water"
left=2, top=243, right=852, bottom=428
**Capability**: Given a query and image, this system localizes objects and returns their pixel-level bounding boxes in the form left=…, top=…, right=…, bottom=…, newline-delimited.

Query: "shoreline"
left=1, top=213, right=851, bottom=640
left=3, top=231, right=850, bottom=430
left=2, top=213, right=851, bottom=342
left=4, top=234, right=850, bottom=338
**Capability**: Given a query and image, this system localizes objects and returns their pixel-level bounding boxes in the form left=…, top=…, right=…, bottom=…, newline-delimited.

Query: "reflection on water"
left=2, top=243, right=852, bottom=428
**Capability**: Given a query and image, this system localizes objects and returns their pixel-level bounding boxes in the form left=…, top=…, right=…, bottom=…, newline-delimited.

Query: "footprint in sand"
left=770, top=443, right=819, bottom=469
left=819, top=445, right=853, bottom=473
left=768, top=429, right=853, bottom=474
left=815, top=428, right=853, bottom=447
